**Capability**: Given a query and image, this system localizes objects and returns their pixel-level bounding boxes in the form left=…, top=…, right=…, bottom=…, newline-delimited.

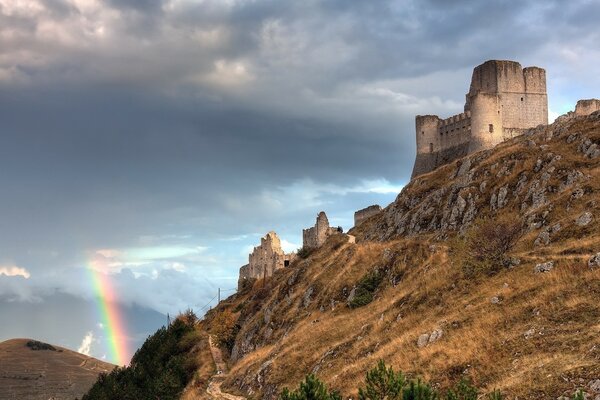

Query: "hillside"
left=0, top=338, right=114, bottom=400
left=194, top=110, right=600, bottom=400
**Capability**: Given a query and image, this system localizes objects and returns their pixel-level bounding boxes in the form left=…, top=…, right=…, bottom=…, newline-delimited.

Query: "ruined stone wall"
left=238, top=231, right=295, bottom=289
left=575, top=99, right=600, bottom=116
left=302, top=211, right=339, bottom=249
left=354, top=205, right=382, bottom=227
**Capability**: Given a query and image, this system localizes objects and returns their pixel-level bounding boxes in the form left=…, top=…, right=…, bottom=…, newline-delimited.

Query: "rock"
left=497, top=186, right=509, bottom=209
left=534, top=261, right=554, bottom=273
left=534, top=230, right=550, bottom=246
left=428, top=328, right=443, bottom=344
left=303, top=286, right=314, bottom=307
left=417, top=328, right=443, bottom=347
left=589, top=379, right=600, bottom=393
left=576, top=212, right=593, bottom=226
left=490, top=296, right=501, bottom=304
left=588, top=253, right=600, bottom=269
left=502, top=257, right=521, bottom=268
left=571, top=188, right=585, bottom=200
left=524, top=328, right=536, bottom=339
left=347, top=287, right=356, bottom=304
left=417, top=333, right=430, bottom=348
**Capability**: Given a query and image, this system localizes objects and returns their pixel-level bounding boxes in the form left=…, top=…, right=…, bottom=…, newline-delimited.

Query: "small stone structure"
left=412, top=60, right=548, bottom=178
left=354, top=205, right=382, bottom=227
left=574, top=99, right=600, bottom=116
left=302, top=211, right=340, bottom=249
left=238, top=231, right=296, bottom=290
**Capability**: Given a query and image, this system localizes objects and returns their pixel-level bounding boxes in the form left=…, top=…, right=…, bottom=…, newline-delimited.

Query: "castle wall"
left=575, top=99, right=600, bottom=116
left=303, top=211, right=339, bottom=249
left=354, top=205, right=382, bottom=227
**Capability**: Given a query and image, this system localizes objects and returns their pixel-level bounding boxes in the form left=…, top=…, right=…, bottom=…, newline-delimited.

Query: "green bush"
left=402, top=379, right=438, bottom=400
left=280, top=374, right=341, bottom=400
left=297, top=247, right=313, bottom=259
left=82, top=316, right=199, bottom=400
left=349, top=269, right=383, bottom=309
left=358, top=359, right=405, bottom=400
left=572, top=390, right=586, bottom=400
left=445, top=378, right=478, bottom=400
left=487, top=390, right=503, bottom=400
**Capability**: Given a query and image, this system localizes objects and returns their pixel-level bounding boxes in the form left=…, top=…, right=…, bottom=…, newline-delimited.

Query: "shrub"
left=461, top=216, right=522, bottom=276
left=280, top=374, right=341, bottom=400
left=358, top=360, right=405, bottom=400
left=402, top=379, right=438, bottom=400
left=297, top=247, right=313, bottom=259
left=349, top=269, right=384, bottom=309
left=572, top=390, right=585, bottom=400
left=445, top=378, right=478, bottom=400
left=210, top=310, right=240, bottom=352
left=487, top=390, right=503, bottom=400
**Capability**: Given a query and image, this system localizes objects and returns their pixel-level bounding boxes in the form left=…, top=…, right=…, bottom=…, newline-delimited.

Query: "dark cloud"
left=0, top=0, right=599, bottom=359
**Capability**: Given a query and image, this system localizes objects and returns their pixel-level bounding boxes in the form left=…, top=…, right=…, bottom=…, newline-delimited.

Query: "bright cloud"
left=77, top=331, right=94, bottom=356
left=0, top=266, right=31, bottom=279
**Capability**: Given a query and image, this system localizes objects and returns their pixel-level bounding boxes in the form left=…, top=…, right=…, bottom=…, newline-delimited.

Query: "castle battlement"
left=412, top=60, right=548, bottom=178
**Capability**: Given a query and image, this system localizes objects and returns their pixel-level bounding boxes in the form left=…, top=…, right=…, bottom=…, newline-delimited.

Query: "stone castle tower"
left=412, top=60, right=548, bottom=178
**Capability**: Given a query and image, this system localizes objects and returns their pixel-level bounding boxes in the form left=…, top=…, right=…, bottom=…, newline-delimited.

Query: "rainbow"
left=86, top=261, right=129, bottom=366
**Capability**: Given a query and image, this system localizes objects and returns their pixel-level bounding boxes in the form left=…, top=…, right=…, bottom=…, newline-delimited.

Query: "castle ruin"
left=412, top=60, right=548, bottom=178
left=302, top=211, right=341, bottom=250
left=574, top=99, right=600, bottom=117
left=354, top=205, right=382, bottom=227
left=238, top=231, right=296, bottom=290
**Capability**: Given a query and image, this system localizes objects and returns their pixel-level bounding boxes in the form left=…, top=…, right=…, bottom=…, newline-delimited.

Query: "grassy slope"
left=0, top=338, right=114, bottom=400
left=201, top=113, right=600, bottom=400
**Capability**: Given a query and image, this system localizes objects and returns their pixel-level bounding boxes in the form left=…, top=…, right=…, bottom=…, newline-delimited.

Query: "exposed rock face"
left=354, top=205, right=382, bottom=227
left=238, top=232, right=296, bottom=289
left=302, top=212, right=340, bottom=249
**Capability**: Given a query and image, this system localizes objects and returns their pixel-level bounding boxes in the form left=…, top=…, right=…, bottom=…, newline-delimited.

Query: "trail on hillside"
left=206, top=336, right=246, bottom=400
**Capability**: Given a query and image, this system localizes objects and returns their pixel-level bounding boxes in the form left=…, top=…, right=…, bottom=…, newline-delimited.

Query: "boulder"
left=534, top=261, right=554, bottom=273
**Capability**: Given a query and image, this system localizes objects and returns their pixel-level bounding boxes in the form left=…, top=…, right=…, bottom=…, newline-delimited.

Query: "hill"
left=194, top=110, right=600, bottom=399
left=0, top=338, right=114, bottom=400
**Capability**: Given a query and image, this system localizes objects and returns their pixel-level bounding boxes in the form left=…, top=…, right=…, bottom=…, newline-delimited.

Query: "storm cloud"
left=1, top=0, right=599, bottom=361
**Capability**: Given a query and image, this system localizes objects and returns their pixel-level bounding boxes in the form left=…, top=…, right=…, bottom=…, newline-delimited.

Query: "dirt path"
left=206, top=336, right=246, bottom=400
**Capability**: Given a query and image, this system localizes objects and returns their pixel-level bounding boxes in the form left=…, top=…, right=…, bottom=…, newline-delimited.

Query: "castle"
left=235, top=60, right=600, bottom=291
left=302, top=211, right=341, bottom=249
left=238, top=231, right=296, bottom=290
left=238, top=212, right=355, bottom=289
left=412, top=60, right=548, bottom=177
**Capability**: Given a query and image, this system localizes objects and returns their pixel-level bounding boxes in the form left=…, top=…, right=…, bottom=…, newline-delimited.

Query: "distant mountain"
left=0, top=338, right=114, bottom=400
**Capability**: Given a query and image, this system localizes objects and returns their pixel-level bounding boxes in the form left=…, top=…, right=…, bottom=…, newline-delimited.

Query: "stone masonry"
left=574, top=99, right=600, bottom=117
left=238, top=231, right=296, bottom=290
left=412, top=60, right=548, bottom=178
left=302, top=211, right=340, bottom=249
left=354, top=205, right=382, bottom=227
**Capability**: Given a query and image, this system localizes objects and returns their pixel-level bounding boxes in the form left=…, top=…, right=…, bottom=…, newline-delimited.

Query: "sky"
left=0, top=0, right=599, bottom=364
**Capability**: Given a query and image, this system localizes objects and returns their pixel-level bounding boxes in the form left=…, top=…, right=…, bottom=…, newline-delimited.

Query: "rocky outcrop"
left=358, top=108, right=600, bottom=243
